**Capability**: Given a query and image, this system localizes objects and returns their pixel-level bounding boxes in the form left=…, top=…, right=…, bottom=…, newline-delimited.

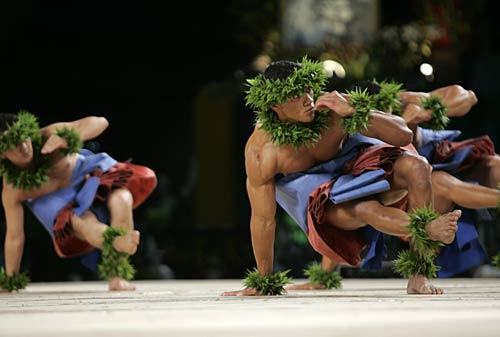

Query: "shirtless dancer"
left=221, top=58, right=460, bottom=296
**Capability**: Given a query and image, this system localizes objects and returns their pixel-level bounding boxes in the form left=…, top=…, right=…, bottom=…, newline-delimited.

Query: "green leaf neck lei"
left=0, top=112, right=83, bottom=191
left=256, top=109, right=330, bottom=148
left=245, top=56, right=331, bottom=147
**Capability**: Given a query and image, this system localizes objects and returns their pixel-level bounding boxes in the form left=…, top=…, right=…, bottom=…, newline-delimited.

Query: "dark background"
left=1, top=0, right=499, bottom=281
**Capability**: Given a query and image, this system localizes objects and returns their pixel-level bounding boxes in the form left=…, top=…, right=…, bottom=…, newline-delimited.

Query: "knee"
left=108, top=188, right=134, bottom=208
left=397, top=154, right=432, bottom=180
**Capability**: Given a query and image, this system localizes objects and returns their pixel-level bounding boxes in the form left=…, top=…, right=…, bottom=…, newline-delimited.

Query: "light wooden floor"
left=1, top=278, right=500, bottom=337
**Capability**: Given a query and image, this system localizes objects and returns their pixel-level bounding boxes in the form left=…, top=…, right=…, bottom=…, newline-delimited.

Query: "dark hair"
left=263, top=60, right=302, bottom=81
left=349, top=80, right=381, bottom=95
left=0, top=113, right=18, bottom=133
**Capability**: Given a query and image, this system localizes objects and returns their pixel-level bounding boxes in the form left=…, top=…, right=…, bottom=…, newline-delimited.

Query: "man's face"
left=278, top=87, right=315, bottom=123
left=1, top=138, right=34, bottom=166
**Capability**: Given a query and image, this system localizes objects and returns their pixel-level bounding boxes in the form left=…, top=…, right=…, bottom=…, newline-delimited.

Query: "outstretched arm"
left=2, top=188, right=25, bottom=277
left=400, top=85, right=478, bottom=121
left=41, top=116, right=109, bottom=154
left=221, top=144, right=278, bottom=296
left=430, top=85, right=478, bottom=117
left=247, top=177, right=277, bottom=276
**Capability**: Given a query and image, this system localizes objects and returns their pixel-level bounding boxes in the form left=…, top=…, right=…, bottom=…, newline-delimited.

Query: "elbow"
left=93, top=116, right=109, bottom=132
left=99, top=117, right=110, bottom=130
left=6, top=232, right=25, bottom=246
left=394, top=127, right=414, bottom=147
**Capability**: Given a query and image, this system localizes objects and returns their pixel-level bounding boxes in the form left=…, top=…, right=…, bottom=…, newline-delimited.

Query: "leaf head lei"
left=0, top=111, right=82, bottom=191
left=245, top=56, right=330, bottom=148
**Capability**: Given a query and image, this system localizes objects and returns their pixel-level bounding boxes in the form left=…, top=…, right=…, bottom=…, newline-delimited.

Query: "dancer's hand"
left=285, top=282, right=326, bottom=290
left=41, top=133, right=68, bottom=154
left=314, top=91, right=355, bottom=117
left=401, top=103, right=433, bottom=125
left=220, top=287, right=261, bottom=296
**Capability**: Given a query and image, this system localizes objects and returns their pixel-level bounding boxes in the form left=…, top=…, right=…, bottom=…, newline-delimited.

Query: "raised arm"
left=40, top=116, right=109, bottom=154
left=42, top=116, right=109, bottom=142
left=400, top=85, right=478, bottom=120
left=1, top=187, right=26, bottom=277
left=315, top=91, right=413, bottom=147
left=360, top=111, right=413, bottom=146
left=429, top=84, right=478, bottom=117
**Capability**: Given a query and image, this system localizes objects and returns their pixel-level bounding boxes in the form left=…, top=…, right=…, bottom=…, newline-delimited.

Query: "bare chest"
left=276, top=131, right=345, bottom=174
left=20, top=154, right=78, bottom=200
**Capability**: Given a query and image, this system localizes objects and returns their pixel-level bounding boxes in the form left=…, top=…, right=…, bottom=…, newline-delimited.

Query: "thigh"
left=323, top=199, right=374, bottom=231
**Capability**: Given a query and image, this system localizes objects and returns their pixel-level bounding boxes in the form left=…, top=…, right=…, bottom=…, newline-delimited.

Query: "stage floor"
left=1, top=278, right=499, bottom=337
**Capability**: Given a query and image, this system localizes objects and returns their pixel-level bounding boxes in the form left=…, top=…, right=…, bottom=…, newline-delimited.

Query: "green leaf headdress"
left=0, top=111, right=42, bottom=154
left=245, top=56, right=330, bottom=148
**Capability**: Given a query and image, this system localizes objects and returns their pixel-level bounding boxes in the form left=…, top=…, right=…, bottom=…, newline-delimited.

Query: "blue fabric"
left=418, top=127, right=461, bottom=161
left=360, top=227, right=386, bottom=270
left=330, top=169, right=390, bottom=204
left=25, top=149, right=117, bottom=234
left=419, top=128, right=488, bottom=277
left=275, top=133, right=391, bottom=259
left=24, top=149, right=118, bottom=271
left=435, top=208, right=487, bottom=277
left=359, top=128, right=487, bottom=277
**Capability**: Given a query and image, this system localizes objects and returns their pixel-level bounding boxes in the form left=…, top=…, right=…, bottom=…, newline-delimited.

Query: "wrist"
left=304, top=261, right=342, bottom=289
left=54, top=127, right=83, bottom=155
left=242, top=268, right=292, bottom=295
left=0, top=267, right=30, bottom=292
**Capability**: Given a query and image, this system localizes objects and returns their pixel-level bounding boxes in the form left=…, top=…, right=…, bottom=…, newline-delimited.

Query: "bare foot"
left=108, top=277, right=136, bottom=291
left=425, top=210, right=461, bottom=244
left=407, top=274, right=443, bottom=295
left=220, top=288, right=261, bottom=296
left=285, top=282, right=326, bottom=291
left=113, top=229, right=140, bottom=255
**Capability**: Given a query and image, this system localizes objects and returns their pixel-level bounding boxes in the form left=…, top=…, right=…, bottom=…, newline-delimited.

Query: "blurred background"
left=1, top=0, right=500, bottom=281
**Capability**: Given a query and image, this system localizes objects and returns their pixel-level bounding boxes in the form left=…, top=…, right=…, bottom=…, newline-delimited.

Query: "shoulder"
left=1, top=181, right=26, bottom=206
left=245, top=129, right=278, bottom=186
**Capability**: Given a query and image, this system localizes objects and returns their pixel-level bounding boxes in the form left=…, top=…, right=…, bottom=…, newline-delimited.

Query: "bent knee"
left=108, top=188, right=134, bottom=207
left=396, top=154, right=432, bottom=178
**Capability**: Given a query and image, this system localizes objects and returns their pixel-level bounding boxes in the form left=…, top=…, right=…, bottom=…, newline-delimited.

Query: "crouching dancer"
left=0, top=111, right=157, bottom=292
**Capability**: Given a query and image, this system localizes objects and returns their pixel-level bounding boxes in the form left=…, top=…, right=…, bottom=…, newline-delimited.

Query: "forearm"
left=321, top=255, right=336, bottom=272
left=73, top=117, right=109, bottom=141
left=430, top=85, right=477, bottom=117
left=47, top=117, right=109, bottom=142
left=250, top=218, right=276, bottom=275
left=363, top=111, right=413, bottom=146
left=4, top=236, right=25, bottom=275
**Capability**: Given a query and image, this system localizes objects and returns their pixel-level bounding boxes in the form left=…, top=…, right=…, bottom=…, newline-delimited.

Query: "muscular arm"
left=315, top=91, right=413, bottom=147
left=245, top=143, right=279, bottom=276
left=360, top=111, right=414, bottom=147
left=247, top=178, right=276, bottom=275
left=400, top=85, right=478, bottom=122
left=430, top=85, right=478, bottom=117
left=2, top=187, right=25, bottom=276
left=41, top=116, right=109, bottom=154
left=42, top=116, right=109, bottom=141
